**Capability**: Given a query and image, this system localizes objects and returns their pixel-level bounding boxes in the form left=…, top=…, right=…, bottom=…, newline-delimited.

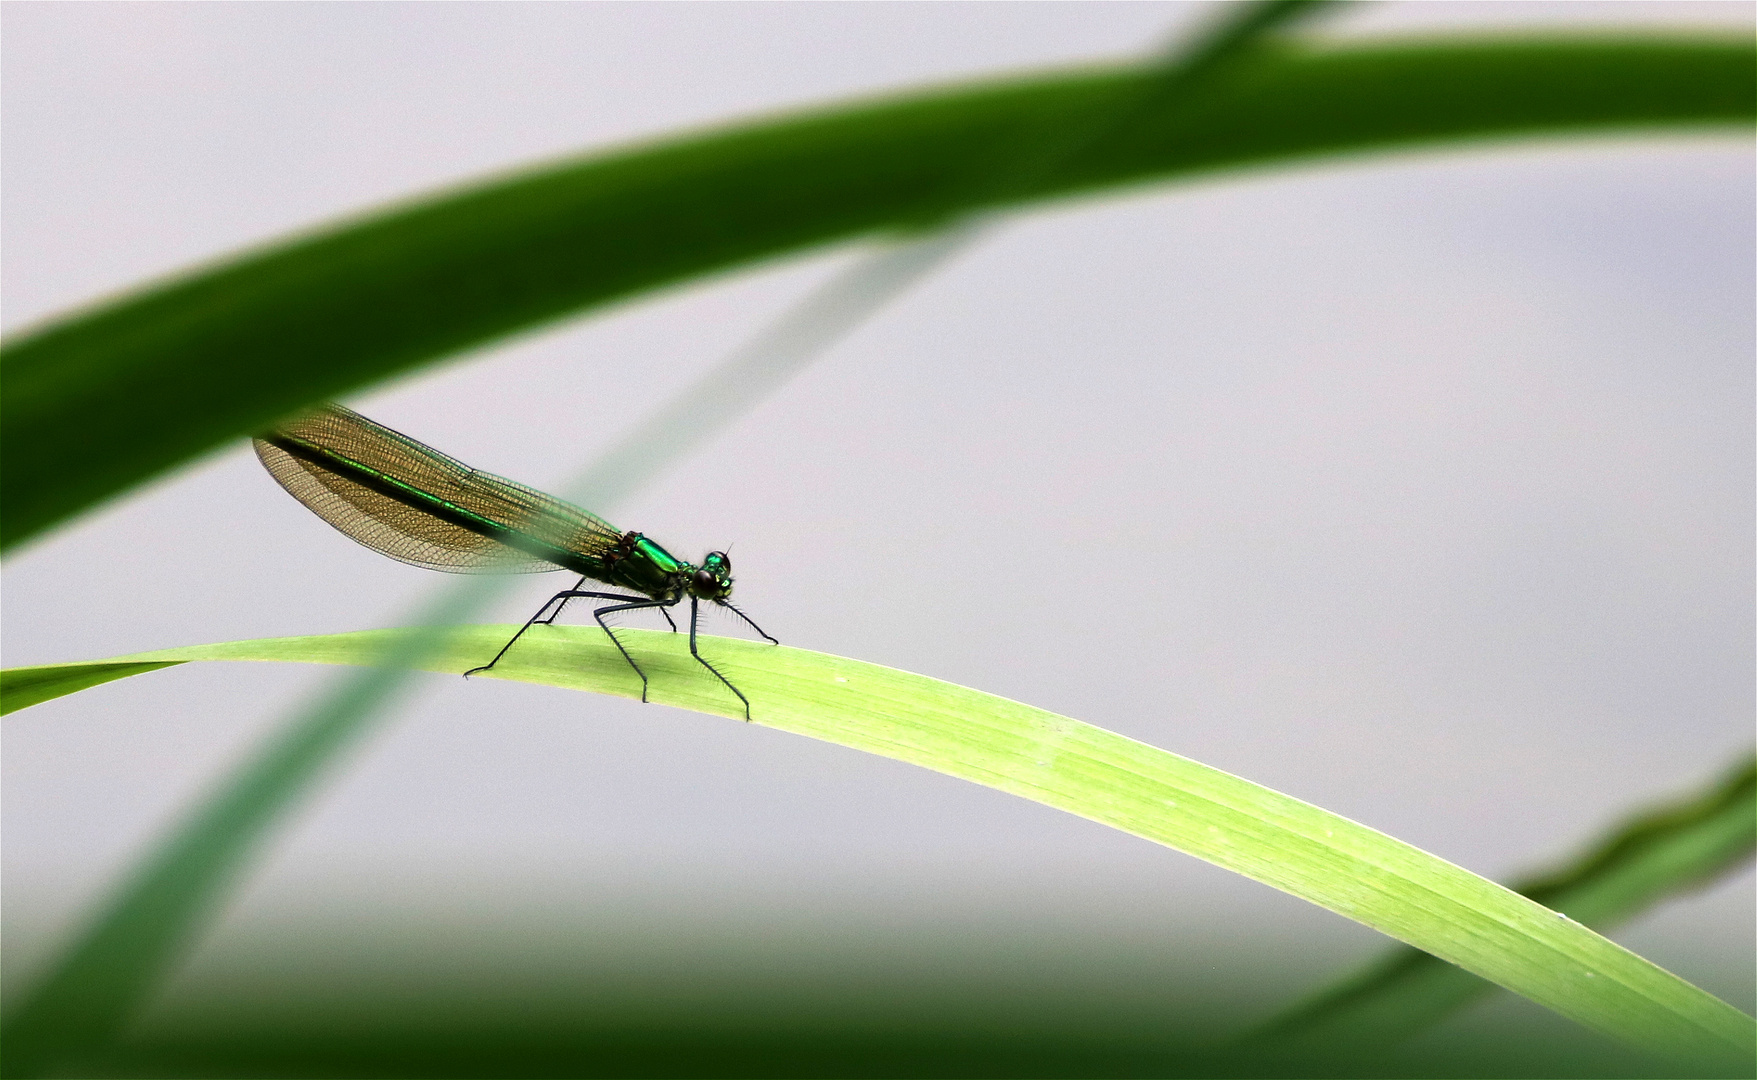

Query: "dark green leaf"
left=4, top=37, right=1750, bottom=550
left=1252, top=756, right=1757, bottom=1046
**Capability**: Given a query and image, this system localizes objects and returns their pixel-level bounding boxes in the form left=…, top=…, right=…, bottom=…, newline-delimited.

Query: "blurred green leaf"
left=5, top=15, right=1361, bottom=1077
left=48, top=993, right=1734, bottom=1079
left=3, top=36, right=1750, bottom=550
left=1254, top=755, right=1757, bottom=1046
left=3, top=627, right=1752, bottom=1068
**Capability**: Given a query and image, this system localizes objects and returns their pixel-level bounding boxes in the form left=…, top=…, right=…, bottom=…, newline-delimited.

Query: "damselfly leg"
left=463, top=586, right=592, bottom=677
left=719, top=601, right=778, bottom=645
left=543, top=577, right=676, bottom=632
left=470, top=590, right=767, bottom=716
left=688, top=596, right=754, bottom=720
left=464, top=588, right=673, bottom=688
left=588, top=594, right=681, bottom=702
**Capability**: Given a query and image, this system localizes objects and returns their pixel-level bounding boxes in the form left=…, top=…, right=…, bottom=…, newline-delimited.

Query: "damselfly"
left=255, top=403, right=776, bottom=718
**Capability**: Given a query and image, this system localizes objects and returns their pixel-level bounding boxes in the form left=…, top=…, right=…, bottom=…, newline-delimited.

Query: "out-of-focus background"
left=3, top=0, right=1751, bottom=1065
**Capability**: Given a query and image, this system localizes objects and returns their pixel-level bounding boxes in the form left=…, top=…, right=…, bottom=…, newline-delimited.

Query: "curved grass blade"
left=2, top=626, right=1753, bottom=1068
left=0, top=614, right=489, bottom=1080
left=1251, top=754, right=1757, bottom=1047
left=0, top=661, right=183, bottom=716
left=0, top=231, right=1009, bottom=1080
left=0, top=13, right=1355, bottom=1074
left=4, top=36, right=1751, bottom=550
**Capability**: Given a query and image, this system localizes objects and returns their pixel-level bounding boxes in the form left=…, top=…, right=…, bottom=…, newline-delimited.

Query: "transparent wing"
left=256, top=403, right=622, bottom=575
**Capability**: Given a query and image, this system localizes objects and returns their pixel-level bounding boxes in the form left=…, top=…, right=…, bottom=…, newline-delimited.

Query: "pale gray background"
left=3, top=0, right=1752, bottom=1042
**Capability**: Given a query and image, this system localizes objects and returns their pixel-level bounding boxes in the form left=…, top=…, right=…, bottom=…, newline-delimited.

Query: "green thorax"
left=604, top=533, right=690, bottom=599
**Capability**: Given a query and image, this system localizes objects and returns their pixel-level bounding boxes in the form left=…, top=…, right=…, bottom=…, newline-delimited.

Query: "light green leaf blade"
left=0, top=661, right=185, bottom=716
left=1254, top=755, right=1756, bottom=1045
left=4, top=36, right=1750, bottom=550
left=5, top=626, right=1752, bottom=1066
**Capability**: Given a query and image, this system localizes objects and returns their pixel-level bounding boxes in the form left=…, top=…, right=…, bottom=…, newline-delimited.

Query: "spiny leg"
left=534, top=576, right=671, bottom=632
left=592, top=596, right=681, bottom=702
left=719, top=600, right=778, bottom=645
left=465, top=588, right=643, bottom=678
left=689, top=596, right=754, bottom=721
left=534, top=575, right=590, bottom=625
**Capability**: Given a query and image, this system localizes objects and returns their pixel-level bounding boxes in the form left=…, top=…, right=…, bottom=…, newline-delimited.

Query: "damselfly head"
left=690, top=550, right=734, bottom=601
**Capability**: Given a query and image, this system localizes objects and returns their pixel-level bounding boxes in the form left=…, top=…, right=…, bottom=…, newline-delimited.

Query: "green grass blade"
left=4, top=231, right=1019, bottom=1079
left=4, top=36, right=1750, bottom=550
left=1250, top=751, right=1757, bottom=1046
left=0, top=661, right=184, bottom=716
left=1515, top=757, right=1756, bottom=926
left=1253, top=755, right=1757, bottom=1046
left=4, top=627, right=1753, bottom=1068
left=0, top=619, right=486, bottom=1079
left=4, top=16, right=1361, bottom=1075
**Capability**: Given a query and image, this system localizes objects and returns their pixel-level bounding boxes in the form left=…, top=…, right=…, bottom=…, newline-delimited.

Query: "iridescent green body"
left=610, top=535, right=693, bottom=600
left=255, top=403, right=770, bottom=716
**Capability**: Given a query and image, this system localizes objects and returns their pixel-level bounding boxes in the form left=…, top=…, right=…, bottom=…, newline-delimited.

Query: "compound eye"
left=692, top=568, right=719, bottom=593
